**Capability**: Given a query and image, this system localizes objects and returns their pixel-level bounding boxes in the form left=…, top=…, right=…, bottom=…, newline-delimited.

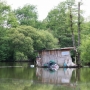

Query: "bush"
left=15, top=51, right=28, bottom=61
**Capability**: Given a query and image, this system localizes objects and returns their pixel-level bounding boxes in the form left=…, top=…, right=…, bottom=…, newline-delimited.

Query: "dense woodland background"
left=0, top=0, right=90, bottom=64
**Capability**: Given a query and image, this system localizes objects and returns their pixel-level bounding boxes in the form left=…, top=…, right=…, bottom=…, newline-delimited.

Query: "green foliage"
left=43, top=0, right=84, bottom=48
left=14, top=51, right=28, bottom=61
left=59, top=35, right=73, bottom=47
left=34, top=20, right=47, bottom=29
left=0, top=0, right=19, bottom=28
left=80, top=21, right=90, bottom=64
left=80, top=36, right=90, bottom=63
left=7, top=27, right=34, bottom=61
left=37, top=30, right=58, bottom=49
left=14, top=4, right=38, bottom=27
left=7, top=12, right=19, bottom=28
left=0, top=0, right=88, bottom=63
left=0, top=1, right=10, bottom=25
left=43, top=0, right=78, bottom=47
left=0, top=27, right=10, bottom=61
left=7, top=26, right=58, bottom=61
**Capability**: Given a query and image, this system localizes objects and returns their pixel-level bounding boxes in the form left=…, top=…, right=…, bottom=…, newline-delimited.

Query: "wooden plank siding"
left=36, top=47, right=75, bottom=67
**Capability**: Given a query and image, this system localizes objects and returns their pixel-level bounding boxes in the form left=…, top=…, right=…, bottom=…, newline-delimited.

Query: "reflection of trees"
left=1, top=78, right=90, bottom=90
left=0, top=63, right=90, bottom=90
left=0, top=78, right=32, bottom=90
left=0, top=64, right=35, bottom=80
left=73, top=67, right=90, bottom=90
left=75, top=68, right=90, bottom=82
left=76, top=68, right=81, bottom=81
left=80, top=68, right=90, bottom=82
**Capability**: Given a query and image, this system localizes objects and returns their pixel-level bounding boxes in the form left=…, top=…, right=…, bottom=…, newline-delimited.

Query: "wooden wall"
left=36, top=49, right=73, bottom=67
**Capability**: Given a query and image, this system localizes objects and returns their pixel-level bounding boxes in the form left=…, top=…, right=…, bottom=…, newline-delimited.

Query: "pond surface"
left=0, top=62, right=90, bottom=90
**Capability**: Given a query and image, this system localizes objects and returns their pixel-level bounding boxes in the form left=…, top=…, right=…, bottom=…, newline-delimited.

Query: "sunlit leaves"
left=8, top=27, right=34, bottom=61
left=7, top=26, right=58, bottom=61
left=80, top=36, right=90, bottom=63
left=14, top=4, right=38, bottom=27
left=7, top=12, right=19, bottom=28
left=0, top=27, right=10, bottom=61
left=44, top=0, right=77, bottom=47
left=79, top=21, right=90, bottom=64
left=0, top=1, right=10, bottom=25
left=14, top=51, right=28, bottom=61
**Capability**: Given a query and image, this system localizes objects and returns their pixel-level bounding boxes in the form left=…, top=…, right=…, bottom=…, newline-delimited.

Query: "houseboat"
left=36, top=47, right=76, bottom=68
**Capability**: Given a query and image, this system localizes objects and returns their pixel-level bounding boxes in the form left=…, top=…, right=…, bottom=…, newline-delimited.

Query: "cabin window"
left=61, top=51, right=69, bottom=56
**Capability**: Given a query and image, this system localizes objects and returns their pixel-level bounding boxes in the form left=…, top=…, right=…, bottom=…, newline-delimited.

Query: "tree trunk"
left=69, top=7, right=76, bottom=48
left=77, top=2, right=81, bottom=66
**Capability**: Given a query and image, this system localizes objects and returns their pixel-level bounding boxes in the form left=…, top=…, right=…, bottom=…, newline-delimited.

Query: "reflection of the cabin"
left=36, top=67, right=75, bottom=85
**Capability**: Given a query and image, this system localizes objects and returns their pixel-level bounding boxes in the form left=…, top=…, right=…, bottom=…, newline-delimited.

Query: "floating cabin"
left=36, top=47, right=76, bottom=67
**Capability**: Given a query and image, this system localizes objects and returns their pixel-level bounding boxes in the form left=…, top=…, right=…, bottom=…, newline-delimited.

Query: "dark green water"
left=0, top=62, right=90, bottom=90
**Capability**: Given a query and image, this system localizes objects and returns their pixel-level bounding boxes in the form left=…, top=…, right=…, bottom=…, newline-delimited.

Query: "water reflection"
left=36, top=67, right=75, bottom=84
left=0, top=62, right=90, bottom=90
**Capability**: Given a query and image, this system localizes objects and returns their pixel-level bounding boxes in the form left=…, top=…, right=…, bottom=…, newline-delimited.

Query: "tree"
left=44, top=1, right=75, bottom=47
left=7, top=25, right=58, bottom=61
left=43, top=0, right=84, bottom=49
left=14, top=4, right=38, bottom=27
left=7, top=12, right=19, bottom=28
left=7, top=27, right=33, bottom=61
left=0, top=0, right=10, bottom=26
left=67, top=0, right=76, bottom=47
left=80, top=36, right=90, bottom=64
left=0, top=27, right=10, bottom=61
left=0, top=0, right=19, bottom=28
left=80, top=21, right=90, bottom=64
left=35, top=30, right=58, bottom=50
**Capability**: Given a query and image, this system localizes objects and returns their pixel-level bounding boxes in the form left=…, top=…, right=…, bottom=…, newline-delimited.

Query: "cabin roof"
left=40, top=47, right=75, bottom=52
